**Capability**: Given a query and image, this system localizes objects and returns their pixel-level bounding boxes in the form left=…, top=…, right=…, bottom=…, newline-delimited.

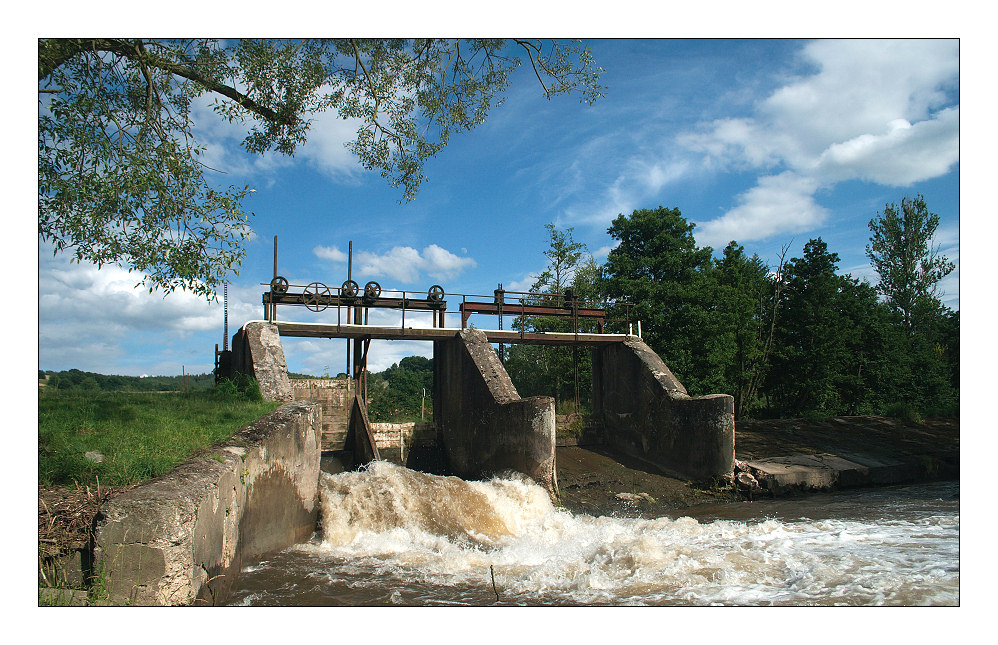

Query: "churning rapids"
left=225, top=462, right=959, bottom=606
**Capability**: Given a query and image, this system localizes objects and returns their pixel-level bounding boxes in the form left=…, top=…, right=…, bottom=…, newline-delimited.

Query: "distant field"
left=39, top=369, right=215, bottom=392
left=39, top=389, right=280, bottom=487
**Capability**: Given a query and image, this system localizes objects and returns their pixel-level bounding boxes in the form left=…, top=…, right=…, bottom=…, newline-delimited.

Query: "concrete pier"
left=434, top=329, right=557, bottom=492
left=592, top=337, right=735, bottom=481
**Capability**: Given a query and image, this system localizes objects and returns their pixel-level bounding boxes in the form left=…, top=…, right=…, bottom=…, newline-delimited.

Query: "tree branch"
left=40, top=38, right=297, bottom=127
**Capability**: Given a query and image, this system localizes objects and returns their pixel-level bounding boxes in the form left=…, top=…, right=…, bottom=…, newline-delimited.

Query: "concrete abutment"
left=592, top=337, right=735, bottom=481
left=92, top=402, right=321, bottom=606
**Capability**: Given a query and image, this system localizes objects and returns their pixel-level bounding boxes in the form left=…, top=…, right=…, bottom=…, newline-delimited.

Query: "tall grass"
left=38, top=386, right=280, bottom=487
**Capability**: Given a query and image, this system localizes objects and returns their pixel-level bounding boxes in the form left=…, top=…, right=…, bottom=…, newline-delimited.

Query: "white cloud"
left=190, top=86, right=365, bottom=184
left=296, top=108, right=367, bottom=180
left=38, top=243, right=262, bottom=372
left=313, top=244, right=476, bottom=284
left=421, top=244, right=478, bottom=281
left=686, top=39, right=959, bottom=245
left=814, top=108, right=959, bottom=185
left=282, top=337, right=434, bottom=376
left=694, top=172, right=829, bottom=247
left=313, top=245, right=349, bottom=262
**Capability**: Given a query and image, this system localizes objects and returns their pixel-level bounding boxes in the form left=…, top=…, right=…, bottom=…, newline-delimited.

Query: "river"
left=224, top=461, right=959, bottom=606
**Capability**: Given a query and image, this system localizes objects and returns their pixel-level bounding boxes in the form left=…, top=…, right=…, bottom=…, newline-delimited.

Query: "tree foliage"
left=593, top=203, right=957, bottom=420
left=602, top=206, right=720, bottom=394
left=504, top=224, right=596, bottom=409
left=367, top=356, right=434, bottom=422
left=866, top=194, right=954, bottom=330
left=39, top=38, right=604, bottom=299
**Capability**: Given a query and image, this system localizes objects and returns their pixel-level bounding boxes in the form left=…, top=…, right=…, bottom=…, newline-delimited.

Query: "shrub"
left=884, top=402, right=923, bottom=424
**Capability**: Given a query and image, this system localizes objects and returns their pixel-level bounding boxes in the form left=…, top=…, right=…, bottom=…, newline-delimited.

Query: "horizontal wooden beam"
left=267, top=321, right=628, bottom=346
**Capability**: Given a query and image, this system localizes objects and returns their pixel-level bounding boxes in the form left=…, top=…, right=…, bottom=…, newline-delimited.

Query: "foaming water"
left=226, top=462, right=959, bottom=606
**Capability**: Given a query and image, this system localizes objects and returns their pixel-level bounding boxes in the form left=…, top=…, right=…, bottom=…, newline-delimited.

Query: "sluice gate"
left=219, top=249, right=734, bottom=491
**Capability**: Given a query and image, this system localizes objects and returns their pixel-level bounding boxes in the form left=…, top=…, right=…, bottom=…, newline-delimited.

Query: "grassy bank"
left=39, top=388, right=281, bottom=487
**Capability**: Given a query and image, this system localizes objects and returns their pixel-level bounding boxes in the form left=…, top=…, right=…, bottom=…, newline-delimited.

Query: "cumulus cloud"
left=695, top=172, right=830, bottom=247
left=687, top=39, right=959, bottom=245
left=190, top=86, right=365, bottom=184
left=313, top=244, right=476, bottom=284
left=814, top=108, right=959, bottom=185
left=313, top=245, right=349, bottom=262
left=282, top=337, right=433, bottom=375
left=38, top=243, right=262, bottom=372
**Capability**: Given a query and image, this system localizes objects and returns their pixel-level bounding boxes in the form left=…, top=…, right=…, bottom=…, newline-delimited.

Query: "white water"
left=227, top=462, right=959, bottom=606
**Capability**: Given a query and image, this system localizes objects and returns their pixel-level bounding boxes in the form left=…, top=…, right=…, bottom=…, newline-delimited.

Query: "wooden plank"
left=271, top=321, right=628, bottom=346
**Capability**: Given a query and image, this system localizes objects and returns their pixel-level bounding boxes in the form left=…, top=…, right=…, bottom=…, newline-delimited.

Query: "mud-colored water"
left=225, top=462, right=958, bottom=606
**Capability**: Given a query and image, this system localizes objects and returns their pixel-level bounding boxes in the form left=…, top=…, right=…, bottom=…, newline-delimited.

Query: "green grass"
left=39, top=388, right=280, bottom=487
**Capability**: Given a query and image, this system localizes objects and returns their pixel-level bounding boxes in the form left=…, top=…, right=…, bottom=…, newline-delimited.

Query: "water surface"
left=226, top=462, right=959, bottom=606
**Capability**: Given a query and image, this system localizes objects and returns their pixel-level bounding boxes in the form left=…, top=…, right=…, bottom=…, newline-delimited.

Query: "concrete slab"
left=742, top=452, right=918, bottom=494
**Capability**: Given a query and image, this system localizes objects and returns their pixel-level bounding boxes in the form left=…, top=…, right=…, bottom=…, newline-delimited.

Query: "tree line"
left=504, top=196, right=958, bottom=421
left=40, top=369, right=215, bottom=392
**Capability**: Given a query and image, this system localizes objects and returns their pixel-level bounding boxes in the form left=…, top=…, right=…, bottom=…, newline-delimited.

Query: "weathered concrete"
left=231, top=322, right=294, bottom=401
left=592, top=337, right=735, bottom=482
left=291, top=378, right=353, bottom=450
left=371, top=421, right=438, bottom=465
left=739, top=453, right=927, bottom=495
left=92, top=402, right=321, bottom=606
left=434, top=329, right=557, bottom=492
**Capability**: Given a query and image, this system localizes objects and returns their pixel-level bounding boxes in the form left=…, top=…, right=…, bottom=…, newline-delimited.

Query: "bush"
left=212, top=373, right=263, bottom=401
left=884, top=402, right=923, bottom=424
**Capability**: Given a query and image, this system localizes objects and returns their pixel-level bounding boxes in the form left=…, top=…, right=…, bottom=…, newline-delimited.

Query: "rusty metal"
left=270, top=276, right=289, bottom=295
left=341, top=279, right=359, bottom=299
left=364, top=281, right=381, bottom=301
left=427, top=284, right=445, bottom=302
left=459, top=301, right=607, bottom=331
left=259, top=257, right=634, bottom=347
left=303, top=282, right=332, bottom=312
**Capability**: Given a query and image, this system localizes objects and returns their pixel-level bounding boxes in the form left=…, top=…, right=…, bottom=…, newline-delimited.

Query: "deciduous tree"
left=602, top=206, right=719, bottom=394
left=866, top=194, right=954, bottom=331
left=39, top=38, right=603, bottom=299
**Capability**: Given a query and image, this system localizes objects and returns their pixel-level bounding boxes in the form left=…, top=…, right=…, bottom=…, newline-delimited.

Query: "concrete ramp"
left=434, top=329, right=557, bottom=493
left=741, top=453, right=919, bottom=495
left=592, top=337, right=734, bottom=482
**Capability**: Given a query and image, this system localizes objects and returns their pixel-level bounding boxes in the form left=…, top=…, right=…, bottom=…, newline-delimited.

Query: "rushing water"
left=225, top=462, right=959, bottom=606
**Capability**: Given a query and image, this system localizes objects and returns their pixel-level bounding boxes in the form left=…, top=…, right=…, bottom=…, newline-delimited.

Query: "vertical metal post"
left=496, top=284, right=504, bottom=363
left=272, top=236, right=278, bottom=322
left=347, top=241, right=353, bottom=378
left=223, top=283, right=229, bottom=350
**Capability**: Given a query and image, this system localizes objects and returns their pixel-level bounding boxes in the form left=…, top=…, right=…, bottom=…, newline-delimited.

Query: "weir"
left=224, top=318, right=735, bottom=489
left=217, top=261, right=735, bottom=491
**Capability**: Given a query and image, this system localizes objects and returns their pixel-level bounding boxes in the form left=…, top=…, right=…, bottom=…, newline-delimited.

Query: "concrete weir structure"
left=434, top=329, right=557, bottom=491
left=592, top=337, right=735, bottom=482
left=92, top=402, right=321, bottom=606
left=89, top=321, right=734, bottom=604
left=226, top=320, right=734, bottom=486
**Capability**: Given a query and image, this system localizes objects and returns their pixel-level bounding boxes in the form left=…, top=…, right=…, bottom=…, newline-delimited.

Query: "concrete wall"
left=231, top=322, right=293, bottom=402
left=92, top=402, right=321, bottom=606
left=434, top=329, right=557, bottom=492
left=592, top=337, right=734, bottom=482
left=371, top=421, right=438, bottom=464
left=291, top=378, right=353, bottom=450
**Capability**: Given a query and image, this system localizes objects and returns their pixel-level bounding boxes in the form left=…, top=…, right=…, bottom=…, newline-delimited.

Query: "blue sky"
left=36, top=37, right=962, bottom=377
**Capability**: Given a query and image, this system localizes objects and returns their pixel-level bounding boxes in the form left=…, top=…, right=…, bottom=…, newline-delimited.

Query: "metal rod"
left=223, top=283, right=229, bottom=350
left=347, top=241, right=353, bottom=378
left=272, top=236, right=278, bottom=322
